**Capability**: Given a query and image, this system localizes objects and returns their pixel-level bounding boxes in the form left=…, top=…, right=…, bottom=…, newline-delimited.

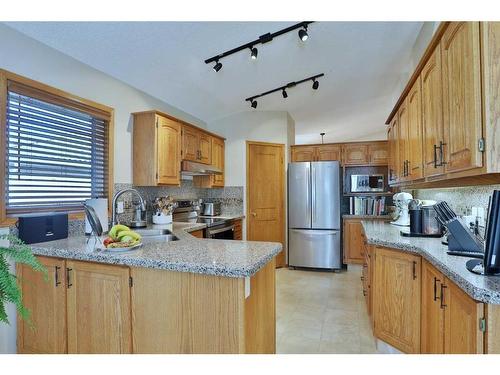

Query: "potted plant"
left=0, top=234, right=46, bottom=325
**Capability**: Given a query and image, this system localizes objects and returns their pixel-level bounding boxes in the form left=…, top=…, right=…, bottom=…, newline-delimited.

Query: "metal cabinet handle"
left=67, top=268, right=73, bottom=288
left=440, top=284, right=447, bottom=309
left=412, top=261, right=417, bottom=280
left=433, top=277, right=440, bottom=301
left=55, top=266, right=61, bottom=287
left=433, top=144, right=438, bottom=168
left=439, top=141, right=447, bottom=166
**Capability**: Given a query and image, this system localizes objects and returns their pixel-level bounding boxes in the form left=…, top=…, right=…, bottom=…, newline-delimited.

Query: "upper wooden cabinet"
left=193, top=135, right=225, bottom=188
left=398, top=101, right=410, bottom=181
left=441, top=22, right=483, bottom=174
left=133, top=111, right=181, bottom=186
left=182, top=125, right=212, bottom=165
left=387, top=117, right=400, bottom=184
left=291, top=142, right=387, bottom=165
left=386, top=22, right=500, bottom=188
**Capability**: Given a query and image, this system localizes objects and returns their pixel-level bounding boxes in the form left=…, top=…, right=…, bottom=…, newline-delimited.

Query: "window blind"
left=5, top=85, right=109, bottom=215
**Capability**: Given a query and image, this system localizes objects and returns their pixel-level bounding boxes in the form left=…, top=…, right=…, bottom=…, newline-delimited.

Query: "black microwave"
left=350, top=174, right=385, bottom=192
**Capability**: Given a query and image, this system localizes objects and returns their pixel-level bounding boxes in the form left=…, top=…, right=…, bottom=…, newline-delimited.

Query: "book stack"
left=349, top=196, right=386, bottom=216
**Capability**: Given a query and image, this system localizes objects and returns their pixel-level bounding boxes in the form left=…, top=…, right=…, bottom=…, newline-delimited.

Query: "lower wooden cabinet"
left=343, top=219, right=365, bottom=264
left=373, top=247, right=421, bottom=353
left=17, top=257, right=132, bottom=354
left=190, top=229, right=204, bottom=238
left=362, top=244, right=373, bottom=322
left=17, top=257, right=67, bottom=354
left=233, top=218, right=243, bottom=240
left=421, top=259, right=445, bottom=353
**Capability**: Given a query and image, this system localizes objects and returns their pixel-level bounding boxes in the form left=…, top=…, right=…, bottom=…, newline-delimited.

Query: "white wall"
left=0, top=24, right=206, bottom=183
left=208, top=111, right=295, bottom=244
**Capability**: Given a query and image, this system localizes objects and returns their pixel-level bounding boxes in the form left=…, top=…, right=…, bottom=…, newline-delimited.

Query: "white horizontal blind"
left=5, top=88, right=109, bottom=214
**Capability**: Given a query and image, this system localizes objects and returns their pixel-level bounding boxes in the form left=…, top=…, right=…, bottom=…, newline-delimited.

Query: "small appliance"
left=390, top=192, right=413, bottom=227
left=17, top=213, right=68, bottom=244
left=202, top=202, right=222, bottom=216
left=350, top=174, right=385, bottom=193
left=84, top=198, right=108, bottom=235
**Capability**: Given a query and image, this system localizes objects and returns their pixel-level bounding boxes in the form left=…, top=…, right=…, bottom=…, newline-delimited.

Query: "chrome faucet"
left=111, top=188, right=146, bottom=226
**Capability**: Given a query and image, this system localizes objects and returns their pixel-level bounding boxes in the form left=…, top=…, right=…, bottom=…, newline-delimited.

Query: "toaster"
left=202, top=202, right=221, bottom=216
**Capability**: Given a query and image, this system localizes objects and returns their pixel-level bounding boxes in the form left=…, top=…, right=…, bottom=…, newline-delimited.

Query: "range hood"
left=181, top=160, right=222, bottom=176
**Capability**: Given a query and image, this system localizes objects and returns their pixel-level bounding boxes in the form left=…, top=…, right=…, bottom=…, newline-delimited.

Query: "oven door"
left=206, top=224, right=235, bottom=240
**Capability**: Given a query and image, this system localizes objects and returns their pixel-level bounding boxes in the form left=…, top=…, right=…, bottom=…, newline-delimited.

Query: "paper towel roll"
left=85, top=198, right=109, bottom=234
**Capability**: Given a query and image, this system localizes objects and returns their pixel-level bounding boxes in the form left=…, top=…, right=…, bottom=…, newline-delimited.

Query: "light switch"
left=117, top=201, right=124, bottom=214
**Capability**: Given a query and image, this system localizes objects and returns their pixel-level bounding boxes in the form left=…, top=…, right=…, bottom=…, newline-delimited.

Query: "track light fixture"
left=213, top=60, right=222, bottom=72
left=246, top=73, right=324, bottom=108
left=250, top=47, right=258, bottom=60
left=205, top=22, right=314, bottom=71
left=298, top=25, right=309, bottom=41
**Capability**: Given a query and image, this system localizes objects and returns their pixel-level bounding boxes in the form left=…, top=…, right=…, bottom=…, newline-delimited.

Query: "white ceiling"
left=5, top=21, right=423, bottom=144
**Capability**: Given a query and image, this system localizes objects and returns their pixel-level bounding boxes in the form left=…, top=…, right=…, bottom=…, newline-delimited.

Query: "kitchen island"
left=17, top=223, right=281, bottom=354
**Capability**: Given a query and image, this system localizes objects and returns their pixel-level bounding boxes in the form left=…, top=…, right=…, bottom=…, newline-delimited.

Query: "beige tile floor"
left=276, top=265, right=378, bottom=354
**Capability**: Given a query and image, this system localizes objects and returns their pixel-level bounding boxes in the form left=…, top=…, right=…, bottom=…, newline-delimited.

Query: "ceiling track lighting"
left=205, top=21, right=314, bottom=72
left=245, top=73, right=324, bottom=108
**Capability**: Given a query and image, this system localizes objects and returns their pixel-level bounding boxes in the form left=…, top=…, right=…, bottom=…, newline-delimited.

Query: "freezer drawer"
left=288, top=229, right=341, bottom=269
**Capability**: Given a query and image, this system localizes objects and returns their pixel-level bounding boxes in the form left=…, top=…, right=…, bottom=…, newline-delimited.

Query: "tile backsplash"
left=411, top=184, right=500, bottom=216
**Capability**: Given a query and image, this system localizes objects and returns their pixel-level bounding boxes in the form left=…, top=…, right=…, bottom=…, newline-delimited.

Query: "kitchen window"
left=1, top=71, right=114, bottom=222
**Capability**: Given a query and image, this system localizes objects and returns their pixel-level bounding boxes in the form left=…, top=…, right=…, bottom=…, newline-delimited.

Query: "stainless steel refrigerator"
left=288, top=161, right=341, bottom=269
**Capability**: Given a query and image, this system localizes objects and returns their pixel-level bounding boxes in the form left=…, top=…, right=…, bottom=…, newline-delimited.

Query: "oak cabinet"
left=441, top=22, right=483, bottom=174
left=373, top=247, right=421, bottom=353
left=407, top=79, right=424, bottom=180
left=182, top=125, right=212, bottom=165
left=133, top=111, right=181, bottom=186
left=343, top=219, right=364, bottom=264
left=362, top=244, right=373, bottom=321
left=291, top=146, right=316, bottom=162
left=291, top=144, right=341, bottom=162
left=17, top=257, right=67, bottom=354
left=387, top=117, right=400, bottom=184
left=398, top=101, right=410, bottom=182
left=193, top=136, right=225, bottom=188
left=421, top=260, right=445, bottom=354
left=368, top=143, right=388, bottom=165
left=316, top=144, right=341, bottom=161
left=233, top=218, right=243, bottom=240
left=343, top=144, right=369, bottom=165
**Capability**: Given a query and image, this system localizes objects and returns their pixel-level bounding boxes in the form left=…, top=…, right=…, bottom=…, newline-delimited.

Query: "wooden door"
left=421, top=44, right=445, bottom=177
left=66, top=261, right=132, bottom=353
left=247, top=141, right=285, bottom=267
left=316, top=144, right=341, bottom=161
left=343, top=219, right=364, bottom=264
left=443, top=279, right=484, bottom=354
left=398, top=101, right=410, bottom=181
left=368, top=143, right=388, bottom=165
left=211, top=137, right=225, bottom=187
left=17, top=256, right=67, bottom=354
left=388, top=117, right=399, bottom=183
left=199, top=132, right=212, bottom=164
left=182, top=125, right=200, bottom=162
left=420, top=260, right=444, bottom=354
left=407, top=79, right=424, bottom=180
left=442, top=22, right=483, bottom=173
left=343, top=144, right=369, bottom=165
left=291, top=146, right=316, bottom=162
left=156, top=115, right=181, bottom=185
left=374, top=247, right=421, bottom=353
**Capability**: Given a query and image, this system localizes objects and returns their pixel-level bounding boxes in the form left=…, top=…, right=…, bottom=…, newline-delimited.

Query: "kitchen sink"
left=134, top=228, right=179, bottom=243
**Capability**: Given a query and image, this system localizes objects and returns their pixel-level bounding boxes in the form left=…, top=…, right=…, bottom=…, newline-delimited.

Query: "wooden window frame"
left=0, top=69, right=114, bottom=226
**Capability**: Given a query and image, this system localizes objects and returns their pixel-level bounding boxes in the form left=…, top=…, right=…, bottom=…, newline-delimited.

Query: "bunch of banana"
left=104, top=225, right=142, bottom=248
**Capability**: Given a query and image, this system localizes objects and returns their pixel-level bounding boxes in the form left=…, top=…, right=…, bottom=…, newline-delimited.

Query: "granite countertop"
left=29, top=221, right=280, bottom=278
left=361, top=220, right=500, bottom=304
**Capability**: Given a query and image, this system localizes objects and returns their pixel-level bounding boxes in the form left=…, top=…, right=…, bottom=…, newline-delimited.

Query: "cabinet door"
left=157, top=115, right=181, bottom=185
left=420, top=260, right=444, bottom=354
left=199, top=132, right=212, bottom=164
left=211, top=137, right=225, bottom=187
left=398, top=101, right=410, bottom=181
left=388, top=117, right=400, bottom=183
left=407, top=79, right=424, bottom=180
left=343, top=144, right=369, bottom=165
left=421, top=44, right=445, bottom=177
left=233, top=219, right=243, bottom=240
left=182, top=126, right=200, bottom=162
left=442, top=22, right=483, bottom=173
left=368, top=143, right=388, bottom=165
left=316, top=144, right=341, bottom=161
left=343, top=219, right=364, bottom=264
left=291, top=146, right=316, bottom=162
left=66, top=261, right=131, bottom=354
left=443, top=279, right=484, bottom=354
left=373, top=247, right=421, bottom=353
left=17, top=257, right=67, bottom=354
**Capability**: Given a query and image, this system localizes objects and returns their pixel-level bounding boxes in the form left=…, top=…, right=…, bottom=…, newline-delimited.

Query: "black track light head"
left=298, top=26, right=309, bottom=42
left=282, top=89, right=288, bottom=98
left=213, top=61, right=223, bottom=72
left=312, top=79, right=319, bottom=90
left=250, top=47, right=258, bottom=60
left=251, top=100, right=258, bottom=109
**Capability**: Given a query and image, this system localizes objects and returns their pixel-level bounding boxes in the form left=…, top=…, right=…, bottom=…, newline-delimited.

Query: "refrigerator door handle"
left=291, top=229, right=338, bottom=235
left=311, top=163, right=316, bottom=226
